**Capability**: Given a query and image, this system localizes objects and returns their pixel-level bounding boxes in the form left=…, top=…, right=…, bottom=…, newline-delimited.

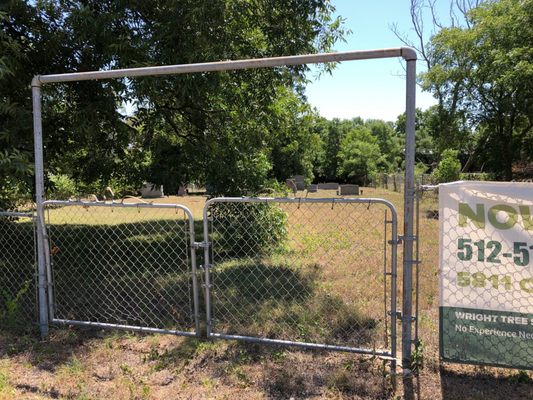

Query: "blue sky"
left=305, top=0, right=449, bottom=122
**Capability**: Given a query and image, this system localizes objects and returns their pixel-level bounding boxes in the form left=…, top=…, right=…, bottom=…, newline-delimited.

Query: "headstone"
left=307, top=184, right=318, bottom=193
left=285, top=179, right=297, bottom=194
left=292, top=175, right=305, bottom=190
left=177, top=185, right=188, bottom=196
left=140, top=182, right=164, bottom=198
left=317, top=182, right=339, bottom=190
left=338, top=184, right=359, bottom=196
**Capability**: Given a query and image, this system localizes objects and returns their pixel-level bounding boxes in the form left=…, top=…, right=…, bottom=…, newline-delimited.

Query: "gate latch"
left=193, top=241, right=210, bottom=249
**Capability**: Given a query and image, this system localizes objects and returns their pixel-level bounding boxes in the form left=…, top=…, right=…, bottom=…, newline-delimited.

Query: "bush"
left=460, top=172, right=495, bottom=181
left=210, top=202, right=288, bottom=258
left=49, top=174, right=77, bottom=199
left=432, top=149, right=461, bottom=183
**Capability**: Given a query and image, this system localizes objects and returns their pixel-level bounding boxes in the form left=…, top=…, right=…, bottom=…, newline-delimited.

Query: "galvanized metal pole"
left=31, top=78, right=49, bottom=338
left=402, top=57, right=417, bottom=372
left=202, top=205, right=212, bottom=338
left=37, top=48, right=405, bottom=84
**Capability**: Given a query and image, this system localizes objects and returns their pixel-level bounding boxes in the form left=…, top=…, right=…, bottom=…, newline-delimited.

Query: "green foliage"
left=459, top=172, right=495, bottom=181
left=394, top=108, right=437, bottom=164
left=422, top=0, right=533, bottom=179
left=432, top=149, right=461, bottom=183
left=411, top=340, right=425, bottom=374
left=269, top=88, right=322, bottom=184
left=337, top=126, right=381, bottom=185
left=365, top=119, right=401, bottom=172
left=211, top=203, right=288, bottom=258
left=415, top=162, right=429, bottom=176
left=0, top=280, right=30, bottom=331
left=49, top=174, right=77, bottom=200
left=0, top=10, right=33, bottom=210
left=1, top=0, right=347, bottom=201
left=313, top=117, right=364, bottom=181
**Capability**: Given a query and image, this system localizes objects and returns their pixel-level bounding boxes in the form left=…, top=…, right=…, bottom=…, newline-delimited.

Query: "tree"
left=110, top=0, right=347, bottom=194
left=337, top=126, right=381, bottom=185
left=268, top=87, right=322, bottom=184
left=365, top=119, right=402, bottom=172
left=313, top=117, right=364, bottom=181
left=1, top=0, right=347, bottom=205
left=432, top=148, right=461, bottom=183
left=0, top=11, right=33, bottom=209
left=394, top=108, right=437, bottom=167
left=423, top=0, right=533, bottom=179
left=391, top=1, right=482, bottom=170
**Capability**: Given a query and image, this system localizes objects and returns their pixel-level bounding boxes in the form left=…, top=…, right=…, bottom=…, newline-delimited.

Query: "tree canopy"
left=2, top=0, right=531, bottom=209
left=0, top=0, right=347, bottom=206
left=417, top=0, right=533, bottom=179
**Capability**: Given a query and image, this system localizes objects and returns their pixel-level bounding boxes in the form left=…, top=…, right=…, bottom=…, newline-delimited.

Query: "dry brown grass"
left=1, top=188, right=532, bottom=399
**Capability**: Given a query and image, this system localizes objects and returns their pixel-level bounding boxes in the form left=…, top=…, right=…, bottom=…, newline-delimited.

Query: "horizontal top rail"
left=0, top=211, right=34, bottom=218
left=417, top=185, right=439, bottom=191
left=44, top=199, right=187, bottom=209
left=43, top=200, right=194, bottom=222
left=32, top=47, right=416, bottom=85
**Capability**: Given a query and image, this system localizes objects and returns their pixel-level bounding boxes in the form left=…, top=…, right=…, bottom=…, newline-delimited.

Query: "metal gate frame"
left=202, top=197, right=399, bottom=364
left=43, top=200, right=200, bottom=337
left=31, top=47, right=417, bottom=368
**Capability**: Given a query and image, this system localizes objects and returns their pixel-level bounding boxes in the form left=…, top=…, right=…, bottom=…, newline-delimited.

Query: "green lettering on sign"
left=459, top=203, right=485, bottom=229
left=519, top=206, right=533, bottom=231
left=488, top=205, right=518, bottom=230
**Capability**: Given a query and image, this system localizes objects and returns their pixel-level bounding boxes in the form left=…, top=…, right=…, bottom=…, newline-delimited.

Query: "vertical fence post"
left=32, top=77, right=49, bottom=338
left=402, top=56, right=417, bottom=372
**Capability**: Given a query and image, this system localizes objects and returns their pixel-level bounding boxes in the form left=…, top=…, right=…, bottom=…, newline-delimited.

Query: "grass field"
left=0, top=188, right=532, bottom=399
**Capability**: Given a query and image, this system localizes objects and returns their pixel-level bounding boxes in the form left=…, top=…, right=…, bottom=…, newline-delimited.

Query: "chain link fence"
left=414, top=187, right=440, bottom=358
left=44, top=201, right=199, bottom=336
left=0, top=211, right=37, bottom=331
left=372, top=173, right=435, bottom=193
left=203, top=197, right=399, bottom=361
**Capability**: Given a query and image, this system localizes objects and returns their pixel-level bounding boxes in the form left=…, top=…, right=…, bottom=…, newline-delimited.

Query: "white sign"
left=439, top=181, right=533, bottom=368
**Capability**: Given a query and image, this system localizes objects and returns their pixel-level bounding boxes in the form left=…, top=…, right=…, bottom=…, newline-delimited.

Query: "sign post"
left=439, top=181, right=533, bottom=369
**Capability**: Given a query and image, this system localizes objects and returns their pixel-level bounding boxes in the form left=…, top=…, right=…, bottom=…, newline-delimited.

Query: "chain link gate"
left=202, top=197, right=399, bottom=364
left=0, top=211, right=37, bottom=330
left=43, top=201, right=199, bottom=336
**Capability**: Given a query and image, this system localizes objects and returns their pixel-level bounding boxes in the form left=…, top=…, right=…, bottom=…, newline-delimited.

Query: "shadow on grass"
left=46, top=219, right=195, bottom=330
left=212, top=260, right=378, bottom=347
left=439, top=366, right=533, bottom=400
left=0, top=327, right=99, bottom=372
left=3, top=215, right=379, bottom=351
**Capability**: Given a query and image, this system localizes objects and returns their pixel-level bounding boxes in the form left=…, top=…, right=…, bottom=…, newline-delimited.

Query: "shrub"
left=210, top=202, right=288, bottom=258
left=459, top=172, right=495, bottom=181
left=49, top=174, right=77, bottom=199
left=432, top=149, right=461, bottom=183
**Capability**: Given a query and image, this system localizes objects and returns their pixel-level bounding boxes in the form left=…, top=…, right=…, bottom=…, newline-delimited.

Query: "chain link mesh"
left=45, top=202, right=196, bottom=333
left=0, top=212, right=37, bottom=331
left=206, top=199, right=397, bottom=354
left=414, top=187, right=440, bottom=351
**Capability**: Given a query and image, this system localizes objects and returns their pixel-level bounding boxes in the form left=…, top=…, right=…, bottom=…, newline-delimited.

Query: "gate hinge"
left=398, top=235, right=417, bottom=242
left=388, top=238, right=402, bottom=245
left=388, top=310, right=402, bottom=318
left=193, top=241, right=210, bottom=249
left=392, top=312, right=417, bottom=323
